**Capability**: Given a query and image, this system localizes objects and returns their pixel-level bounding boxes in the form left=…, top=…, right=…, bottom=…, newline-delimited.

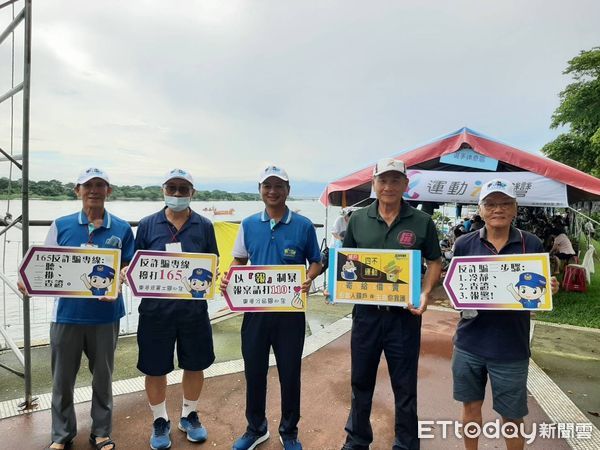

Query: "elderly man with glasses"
left=130, top=169, right=219, bottom=450
left=451, top=178, right=559, bottom=450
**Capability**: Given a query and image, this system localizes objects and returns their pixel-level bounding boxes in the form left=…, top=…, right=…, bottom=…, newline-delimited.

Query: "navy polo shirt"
left=453, top=226, right=544, bottom=361
left=135, top=208, right=219, bottom=256
left=233, top=208, right=321, bottom=266
left=45, top=210, right=135, bottom=324
left=135, top=208, right=219, bottom=307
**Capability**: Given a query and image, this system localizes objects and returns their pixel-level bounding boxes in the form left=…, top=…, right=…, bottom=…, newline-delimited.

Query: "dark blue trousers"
left=344, top=305, right=422, bottom=450
left=241, top=311, right=305, bottom=440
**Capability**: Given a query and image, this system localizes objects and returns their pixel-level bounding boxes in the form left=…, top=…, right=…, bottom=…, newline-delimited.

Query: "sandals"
left=89, top=434, right=116, bottom=450
left=44, top=442, right=73, bottom=450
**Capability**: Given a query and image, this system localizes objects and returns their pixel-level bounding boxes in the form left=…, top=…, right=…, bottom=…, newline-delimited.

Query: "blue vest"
left=50, top=210, right=135, bottom=324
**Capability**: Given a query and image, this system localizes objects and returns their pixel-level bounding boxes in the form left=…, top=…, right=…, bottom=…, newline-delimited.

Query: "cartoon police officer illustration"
left=182, top=268, right=213, bottom=299
left=507, top=272, right=547, bottom=309
left=81, top=264, right=116, bottom=296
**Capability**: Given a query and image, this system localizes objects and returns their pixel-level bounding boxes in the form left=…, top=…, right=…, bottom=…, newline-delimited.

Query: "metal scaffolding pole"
left=21, top=0, right=33, bottom=409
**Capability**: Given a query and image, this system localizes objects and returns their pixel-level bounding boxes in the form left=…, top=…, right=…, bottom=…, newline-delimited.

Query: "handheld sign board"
left=443, top=253, right=553, bottom=310
left=329, top=248, right=421, bottom=308
left=223, top=265, right=307, bottom=312
left=126, top=250, right=218, bottom=300
left=19, top=245, right=121, bottom=298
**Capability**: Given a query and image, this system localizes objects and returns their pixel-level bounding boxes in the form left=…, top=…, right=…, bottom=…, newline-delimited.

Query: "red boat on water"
left=203, top=206, right=235, bottom=215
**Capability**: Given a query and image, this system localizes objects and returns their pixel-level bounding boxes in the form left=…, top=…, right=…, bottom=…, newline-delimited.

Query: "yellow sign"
left=329, top=248, right=421, bottom=307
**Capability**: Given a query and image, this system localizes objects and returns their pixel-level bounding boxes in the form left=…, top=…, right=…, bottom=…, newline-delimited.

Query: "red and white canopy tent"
left=320, top=127, right=600, bottom=208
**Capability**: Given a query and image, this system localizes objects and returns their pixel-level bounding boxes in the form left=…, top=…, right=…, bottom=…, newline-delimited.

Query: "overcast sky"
left=1, top=0, right=599, bottom=195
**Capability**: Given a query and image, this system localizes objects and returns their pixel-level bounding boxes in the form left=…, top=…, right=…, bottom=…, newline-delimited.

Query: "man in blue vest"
left=221, top=165, right=322, bottom=450
left=19, top=168, right=134, bottom=450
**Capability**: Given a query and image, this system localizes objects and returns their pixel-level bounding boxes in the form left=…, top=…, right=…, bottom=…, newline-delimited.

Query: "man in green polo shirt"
left=341, top=158, right=442, bottom=450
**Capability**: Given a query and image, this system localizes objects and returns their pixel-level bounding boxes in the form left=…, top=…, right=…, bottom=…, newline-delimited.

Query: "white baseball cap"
left=373, top=158, right=407, bottom=177
left=76, top=167, right=110, bottom=185
left=479, top=178, right=517, bottom=203
left=163, top=168, right=194, bottom=186
left=259, top=165, right=289, bottom=183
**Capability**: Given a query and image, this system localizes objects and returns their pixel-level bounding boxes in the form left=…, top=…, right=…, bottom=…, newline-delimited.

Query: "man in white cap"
left=452, top=178, right=559, bottom=450
left=131, top=169, right=219, bottom=450
left=340, top=158, right=442, bottom=450
left=221, top=165, right=322, bottom=450
left=19, top=168, right=135, bottom=450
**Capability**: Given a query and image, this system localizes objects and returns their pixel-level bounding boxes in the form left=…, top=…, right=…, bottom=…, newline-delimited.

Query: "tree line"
left=0, top=178, right=261, bottom=201
left=542, top=46, right=600, bottom=176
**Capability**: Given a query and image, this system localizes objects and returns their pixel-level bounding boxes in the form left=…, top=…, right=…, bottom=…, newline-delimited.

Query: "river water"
left=0, top=199, right=340, bottom=346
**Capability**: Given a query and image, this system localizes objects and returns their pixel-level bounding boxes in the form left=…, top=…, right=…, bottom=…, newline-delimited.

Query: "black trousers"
left=241, top=312, right=305, bottom=440
left=344, top=305, right=422, bottom=450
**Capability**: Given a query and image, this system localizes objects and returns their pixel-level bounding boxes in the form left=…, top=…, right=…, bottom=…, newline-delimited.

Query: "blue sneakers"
left=232, top=430, right=270, bottom=450
left=150, top=417, right=171, bottom=450
left=340, top=443, right=370, bottom=450
left=178, top=411, right=208, bottom=443
left=279, top=436, right=303, bottom=450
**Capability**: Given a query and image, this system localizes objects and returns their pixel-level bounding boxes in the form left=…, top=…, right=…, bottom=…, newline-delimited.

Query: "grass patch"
left=535, top=237, right=600, bottom=329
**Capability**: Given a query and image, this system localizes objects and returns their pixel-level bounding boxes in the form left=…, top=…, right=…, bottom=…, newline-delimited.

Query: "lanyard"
left=167, top=214, right=191, bottom=242
left=163, top=208, right=193, bottom=243
left=168, top=225, right=181, bottom=243
left=87, top=223, right=96, bottom=245
left=482, top=229, right=525, bottom=255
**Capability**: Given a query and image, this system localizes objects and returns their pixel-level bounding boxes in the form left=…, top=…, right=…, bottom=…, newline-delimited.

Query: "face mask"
left=164, top=195, right=190, bottom=212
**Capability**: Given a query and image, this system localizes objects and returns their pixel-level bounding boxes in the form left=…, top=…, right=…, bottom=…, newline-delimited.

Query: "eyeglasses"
left=481, top=201, right=515, bottom=210
left=164, top=184, right=192, bottom=196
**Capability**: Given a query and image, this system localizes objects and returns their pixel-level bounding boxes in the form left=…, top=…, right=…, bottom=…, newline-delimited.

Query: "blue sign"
left=440, top=148, right=498, bottom=171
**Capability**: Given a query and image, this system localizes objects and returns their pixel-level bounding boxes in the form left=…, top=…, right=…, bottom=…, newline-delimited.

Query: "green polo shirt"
left=343, top=200, right=441, bottom=261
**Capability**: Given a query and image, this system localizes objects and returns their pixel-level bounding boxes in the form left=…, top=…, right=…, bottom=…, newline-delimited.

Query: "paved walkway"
left=2, top=309, right=592, bottom=449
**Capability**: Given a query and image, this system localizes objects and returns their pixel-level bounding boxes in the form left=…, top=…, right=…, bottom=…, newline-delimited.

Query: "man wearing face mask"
left=132, top=169, right=219, bottom=450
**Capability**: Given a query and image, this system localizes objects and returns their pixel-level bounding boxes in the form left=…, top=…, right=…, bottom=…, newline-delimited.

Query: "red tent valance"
left=320, top=127, right=600, bottom=206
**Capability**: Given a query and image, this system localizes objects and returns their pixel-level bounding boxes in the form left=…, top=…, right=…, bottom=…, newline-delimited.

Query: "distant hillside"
left=0, top=178, right=262, bottom=201
left=200, top=180, right=326, bottom=198
left=0, top=178, right=326, bottom=200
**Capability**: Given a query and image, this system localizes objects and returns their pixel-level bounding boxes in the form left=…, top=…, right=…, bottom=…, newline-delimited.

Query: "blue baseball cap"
left=89, top=264, right=115, bottom=279
left=515, top=272, right=546, bottom=289
left=188, top=268, right=213, bottom=282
